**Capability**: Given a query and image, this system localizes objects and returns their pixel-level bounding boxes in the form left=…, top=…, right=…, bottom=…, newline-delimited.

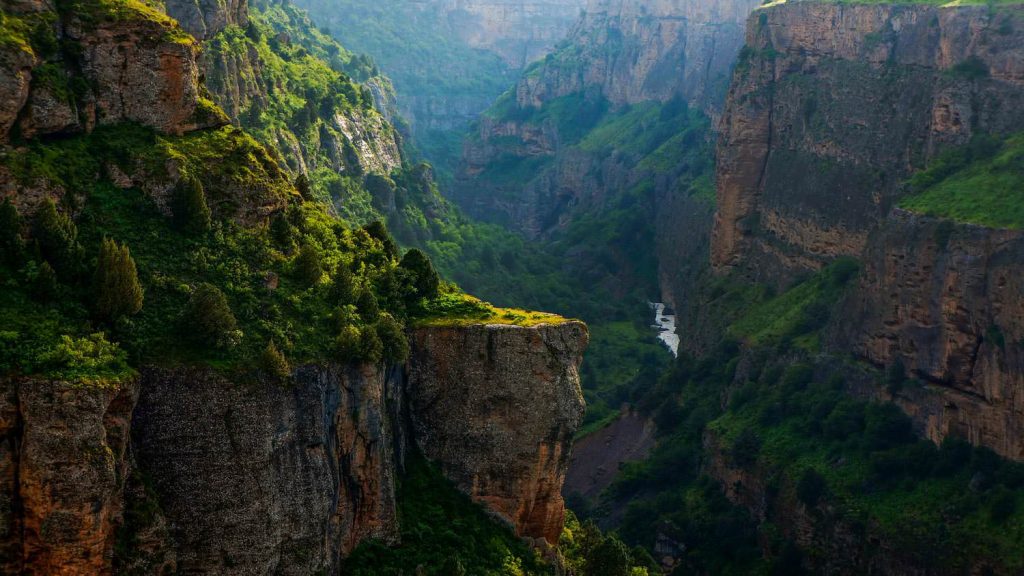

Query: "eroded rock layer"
left=0, top=378, right=137, bottom=575
left=407, top=322, right=588, bottom=545
left=712, top=3, right=1024, bottom=284
left=835, top=210, right=1024, bottom=460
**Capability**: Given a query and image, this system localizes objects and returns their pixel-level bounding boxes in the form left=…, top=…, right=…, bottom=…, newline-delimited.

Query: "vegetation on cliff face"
left=901, top=133, right=1024, bottom=229
left=593, top=263, right=1024, bottom=573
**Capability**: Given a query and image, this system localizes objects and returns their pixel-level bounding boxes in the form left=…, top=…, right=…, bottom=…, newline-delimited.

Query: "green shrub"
left=181, top=283, right=240, bottom=349
left=356, top=290, right=379, bottom=322
left=0, top=198, right=24, bottom=265
left=399, top=248, right=440, bottom=302
left=375, top=313, right=408, bottom=363
left=796, top=469, right=827, bottom=508
left=41, top=333, right=130, bottom=382
left=294, top=242, right=323, bottom=286
left=260, top=340, right=290, bottom=379
left=33, top=198, right=83, bottom=277
left=94, top=238, right=144, bottom=322
left=172, top=174, right=212, bottom=235
left=32, top=260, right=59, bottom=302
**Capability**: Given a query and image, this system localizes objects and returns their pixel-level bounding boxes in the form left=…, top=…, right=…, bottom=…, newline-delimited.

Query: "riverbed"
left=650, top=302, right=679, bottom=357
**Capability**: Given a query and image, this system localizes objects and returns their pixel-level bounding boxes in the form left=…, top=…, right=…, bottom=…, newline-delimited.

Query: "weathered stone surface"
left=711, top=3, right=1024, bottom=285
left=0, top=378, right=138, bottom=576
left=834, top=210, right=1024, bottom=460
left=517, top=0, right=760, bottom=113
left=68, top=16, right=206, bottom=135
left=407, top=322, right=588, bottom=544
left=165, top=0, right=249, bottom=40
left=0, top=46, right=34, bottom=144
left=454, top=0, right=756, bottom=241
left=130, top=364, right=403, bottom=574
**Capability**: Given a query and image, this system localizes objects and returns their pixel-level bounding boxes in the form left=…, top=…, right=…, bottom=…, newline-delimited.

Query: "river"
left=650, top=302, right=679, bottom=357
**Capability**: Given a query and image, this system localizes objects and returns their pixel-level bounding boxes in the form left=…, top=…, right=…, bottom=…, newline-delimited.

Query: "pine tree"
left=362, top=220, right=398, bottom=259
left=32, top=261, right=59, bottom=301
left=260, top=340, right=291, bottom=379
left=356, top=289, right=379, bottom=322
left=270, top=212, right=295, bottom=253
left=295, top=173, right=313, bottom=200
left=173, top=174, right=212, bottom=235
left=94, top=238, right=144, bottom=321
left=33, top=198, right=83, bottom=276
left=294, top=242, right=323, bottom=286
left=399, top=248, right=440, bottom=301
left=375, top=313, right=409, bottom=363
left=182, top=283, right=239, bottom=349
left=330, top=263, right=355, bottom=304
left=0, top=198, right=24, bottom=266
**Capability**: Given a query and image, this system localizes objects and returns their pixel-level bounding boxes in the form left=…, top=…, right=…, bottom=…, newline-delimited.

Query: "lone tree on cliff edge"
left=94, top=238, right=144, bottom=322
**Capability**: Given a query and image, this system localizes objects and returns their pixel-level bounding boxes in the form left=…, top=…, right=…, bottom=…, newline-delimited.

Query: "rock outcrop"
left=0, top=378, right=138, bottom=575
left=712, top=2, right=1024, bottom=284
left=0, top=0, right=224, bottom=144
left=834, top=210, right=1024, bottom=460
left=516, top=0, right=760, bottom=113
left=0, top=321, right=587, bottom=574
left=407, top=322, right=588, bottom=545
left=452, top=0, right=756, bottom=255
left=165, top=0, right=249, bottom=39
left=130, top=365, right=403, bottom=574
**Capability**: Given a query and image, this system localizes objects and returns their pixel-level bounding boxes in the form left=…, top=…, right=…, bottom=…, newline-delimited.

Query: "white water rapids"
left=649, top=302, right=679, bottom=357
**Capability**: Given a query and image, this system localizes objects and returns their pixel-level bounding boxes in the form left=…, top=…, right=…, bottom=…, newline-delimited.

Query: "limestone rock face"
left=165, top=0, right=249, bottom=40
left=436, top=0, right=585, bottom=69
left=407, top=322, right=588, bottom=544
left=517, top=0, right=761, bottom=112
left=834, top=210, right=1024, bottom=460
left=711, top=3, right=1024, bottom=285
left=0, top=3, right=224, bottom=143
left=130, top=365, right=403, bottom=574
left=453, top=0, right=757, bottom=239
left=0, top=378, right=138, bottom=575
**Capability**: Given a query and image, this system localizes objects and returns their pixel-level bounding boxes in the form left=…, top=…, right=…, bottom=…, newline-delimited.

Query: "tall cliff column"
left=407, top=322, right=588, bottom=545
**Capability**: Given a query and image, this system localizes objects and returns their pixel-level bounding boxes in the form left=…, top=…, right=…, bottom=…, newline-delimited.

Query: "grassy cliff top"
left=900, top=133, right=1024, bottom=230
left=414, top=291, right=573, bottom=328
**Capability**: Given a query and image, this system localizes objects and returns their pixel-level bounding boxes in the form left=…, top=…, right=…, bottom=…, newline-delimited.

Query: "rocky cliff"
left=0, top=322, right=587, bottom=574
left=429, top=0, right=585, bottom=69
left=407, top=322, right=588, bottom=545
left=515, top=0, right=760, bottom=113
left=165, top=0, right=248, bottom=39
left=0, top=0, right=225, bottom=144
left=711, top=2, right=1024, bottom=284
left=835, top=209, right=1024, bottom=460
left=0, top=377, right=137, bottom=575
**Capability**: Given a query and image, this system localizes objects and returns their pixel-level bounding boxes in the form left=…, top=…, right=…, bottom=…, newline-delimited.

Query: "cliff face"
left=0, top=378, right=137, bottom=575
left=452, top=0, right=755, bottom=272
left=0, top=0, right=224, bottom=144
left=130, top=365, right=403, bottom=574
left=0, top=323, right=586, bottom=574
left=712, top=3, right=1024, bottom=284
left=433, top=0, right=585, bottom=69
left=834, top=210, right=1024, bottom=460
left=165, top=0, right=249, bottom=39
left=407, top=322, right=588, bottom=545
left=515, top=0, right=760, bottom=113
